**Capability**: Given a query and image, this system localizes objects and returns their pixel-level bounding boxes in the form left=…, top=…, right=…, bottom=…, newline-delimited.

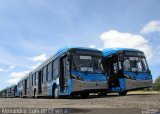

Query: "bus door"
left=60, top=56, right=69, bottom=92
left=105, top=55, right=121, bottom=87
left=24, top=79, right=27, bottom=95
left=38, top=71, right=42, bottom=94
left=13, top=85, right=17, bottom=96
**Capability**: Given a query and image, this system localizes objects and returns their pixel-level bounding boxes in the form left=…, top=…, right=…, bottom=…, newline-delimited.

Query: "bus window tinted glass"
left=43, top=67, right=47, bottom=82
left=53, top=59, right=59, bottom=79
left=72, top=55, right=102, bottom=73
left=47, top=63, right=52, bottom=81
left=123, top=57, right=149, bottom=72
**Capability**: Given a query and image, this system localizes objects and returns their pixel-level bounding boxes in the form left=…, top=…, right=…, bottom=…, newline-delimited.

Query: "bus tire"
left=119, top=91, right=127, bottom=96
left=80, top=93, right=89, bottom=98
left=20, top=92, right=23, bottom=98
left=53, top=87, right=59, bottom=99
left=33, top=89, right=36, bottom=98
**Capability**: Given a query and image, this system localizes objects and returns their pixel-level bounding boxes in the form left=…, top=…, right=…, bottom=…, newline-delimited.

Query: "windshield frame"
left=71, top=54, right=103, bottom=74
left=122, top=51, right=150, bottom=73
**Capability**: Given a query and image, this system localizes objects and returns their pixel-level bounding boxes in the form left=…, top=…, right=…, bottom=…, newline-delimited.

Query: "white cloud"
left=100, top=30, right=152, bottom=60
left=6, top=65, right=15, bottom=72
left=141, top=21, right=160, bottom=34
left=97, top=48, right=103, bottom=51
left=89, top=45, right=103, bottom=51
left=9, top=70, right=30, bottom=78
left=89, top=45, right=96, bottom=48
left=29, top=63, right=41, bottom=70
left=28, top=53, right=47, bottom=62
left=0, top=68, right=5, bottom=72
left=9, top=65, right=15, bottom=69
left=0, top=65, right=15, bottom=72
left=6, top=78, right=20, bottom=84
left=6, top=70, right=30, bottom=84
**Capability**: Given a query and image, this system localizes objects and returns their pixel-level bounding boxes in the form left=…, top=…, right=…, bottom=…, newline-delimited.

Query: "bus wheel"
left=98, top=92, right=107, bottom=96
left=53, top=87, right=59, bottom=99
left=33, top=90, right=36, bottom=98
left=80, top=93, right=89, bottom=98
left=119, top=91, right=127, bottom=96
left=20, top=92, right=23, bottom=98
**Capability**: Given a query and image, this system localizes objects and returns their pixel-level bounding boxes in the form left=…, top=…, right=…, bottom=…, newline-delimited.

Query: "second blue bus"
left=102, top=48, right=152, bottom=95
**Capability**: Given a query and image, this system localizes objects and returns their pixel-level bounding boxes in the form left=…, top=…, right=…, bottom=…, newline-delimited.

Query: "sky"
left=0, top=0, right=160, bottom=90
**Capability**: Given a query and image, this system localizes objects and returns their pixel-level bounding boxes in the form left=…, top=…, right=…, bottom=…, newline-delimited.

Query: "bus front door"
left=60, top=57, right=69, bottom=93
left=105, top=55, right=121, bottom=88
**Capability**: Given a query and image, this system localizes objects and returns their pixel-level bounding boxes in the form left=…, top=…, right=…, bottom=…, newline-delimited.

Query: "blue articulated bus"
left=0, top=88, right=7, bottom=98
left=9, top=85, right=19, bottom=98
left=2, top=85, right=19, bottom=98
left=17, top=75, right=29, bottom=98
left=102, top=48, right=152, bottom=95
left=17, top=47, right=108, bottom=98
left=11, top=85, right=19, bottom=97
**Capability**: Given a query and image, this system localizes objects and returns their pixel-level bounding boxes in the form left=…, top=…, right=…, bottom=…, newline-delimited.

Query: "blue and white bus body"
left=17, top=75, right=29, bottom=98
left=102, top=48, right=152, bottom=95
left=13, top=85, right=19, bottom=97
left=1, top=85, right=19, bottom=98
left=18, top=47, right=108, bottom=98
left=9, top=85, right=18, bottom=98
left=0, top=88, right=7, bottom=98
left=6, top=86, right=12, bottom=98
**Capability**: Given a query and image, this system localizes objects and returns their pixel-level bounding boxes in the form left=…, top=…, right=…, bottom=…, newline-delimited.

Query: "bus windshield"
left=72, top=55, right=102, bottom=73
left=123, top=56, right=149, bottom=72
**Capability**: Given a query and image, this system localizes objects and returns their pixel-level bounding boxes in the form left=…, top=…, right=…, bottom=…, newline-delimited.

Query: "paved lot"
left=0, top=93, right=159, bottom=109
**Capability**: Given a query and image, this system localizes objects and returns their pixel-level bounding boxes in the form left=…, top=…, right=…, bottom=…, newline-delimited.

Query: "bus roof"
left=103, top=48, right=142, bottom=57
left=31, top=46, right=100, bottom=73
left=55, top=46, right=100, bottom=55
left=0, top=47, right=102, bottom=91
left=17, top=46, right=101, bottom=83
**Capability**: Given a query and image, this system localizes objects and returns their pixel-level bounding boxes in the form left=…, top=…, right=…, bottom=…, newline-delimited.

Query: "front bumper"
left=125, top=79, right=152, bottom=90
left=72, top=79, right=108, bottom=92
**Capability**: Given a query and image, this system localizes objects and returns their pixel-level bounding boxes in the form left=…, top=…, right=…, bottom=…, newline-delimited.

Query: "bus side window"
left=32, top=74, right=34, bottom=86
left=53, top=59, right=59, bottom=80
left=47, top=63, right=52, bottom=81
left=27, top=78, right=29, bottom=88
left=43, top=66, right=47, bottom=83
left=36, top=72, right=38, bottom=85
left=34, top=73, right=36, bottom=85
left=64, top=57, right=69, bottom=78
left=41, top=71, right=43, bottom=83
